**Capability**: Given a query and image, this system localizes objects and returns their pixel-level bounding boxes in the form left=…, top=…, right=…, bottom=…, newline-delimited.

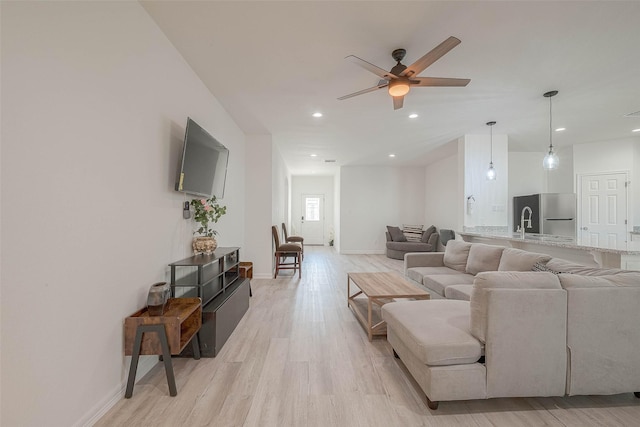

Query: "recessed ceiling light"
left=389, top=154, right=396, bottom=158
left=310, top=153, right=318, bottom=157
left=555, top=127, right=566, bottom=132
left=408, top=113, right=418, bottom=119
left=633, top=128, right=640, bottom=133
left=312, top=112, right=323, bottom=118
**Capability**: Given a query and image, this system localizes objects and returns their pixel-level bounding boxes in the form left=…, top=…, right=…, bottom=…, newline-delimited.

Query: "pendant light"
left=486, top=121, right=496, bottom=180
left=542, top=90, right=559, bottom=170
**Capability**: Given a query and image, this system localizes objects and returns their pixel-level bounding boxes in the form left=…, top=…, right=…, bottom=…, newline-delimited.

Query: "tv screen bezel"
left=175, top=117, right=229, bottom=199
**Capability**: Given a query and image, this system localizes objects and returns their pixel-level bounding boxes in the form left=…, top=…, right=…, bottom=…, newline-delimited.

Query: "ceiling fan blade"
left=345, top=55, right=399, bottom=80
left=337, top=83, right=388, bottom=100
left=410, top=77, right=471, bottom=87
left=393, top=96, right=404, bottom=110
left=400, top=36, right=461, bottom=78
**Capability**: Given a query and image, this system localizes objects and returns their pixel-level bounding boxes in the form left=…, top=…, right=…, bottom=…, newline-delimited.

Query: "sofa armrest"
left=404, top=252, right=445, bottom=269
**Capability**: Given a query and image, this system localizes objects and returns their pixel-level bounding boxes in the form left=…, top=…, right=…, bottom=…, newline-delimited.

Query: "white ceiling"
left=142, top=1, right=640, bottom=175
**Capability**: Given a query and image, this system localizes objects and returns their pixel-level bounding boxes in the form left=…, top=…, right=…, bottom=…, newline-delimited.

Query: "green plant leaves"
left=190, top=196, right=227, bottom=237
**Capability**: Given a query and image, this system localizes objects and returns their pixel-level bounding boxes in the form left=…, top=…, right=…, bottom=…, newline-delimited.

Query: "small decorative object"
left=190, top=196, right=227, bottom=255
left=192, top=236, right=217, bottom=254
left=147, top=282, right=170, bottom=316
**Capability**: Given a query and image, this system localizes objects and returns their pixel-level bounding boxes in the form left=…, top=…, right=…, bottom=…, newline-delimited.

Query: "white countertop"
left=458, top=231, right=640, bottom=255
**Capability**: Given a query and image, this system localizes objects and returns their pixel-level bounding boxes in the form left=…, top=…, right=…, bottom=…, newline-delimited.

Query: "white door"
left=579, top=172, right=628, bottom=247
left=300, top=194, right=324, bottom=245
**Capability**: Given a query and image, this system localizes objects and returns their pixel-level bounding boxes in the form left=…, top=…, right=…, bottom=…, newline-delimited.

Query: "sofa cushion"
left=381, top=300, right=482, bottom=366
left=498, top=248, right=551, bottom=271
left=465, top=244, right=505, bottom=275
left=403, top=224, right=423, bottom=242
left=405, top=266, right=462, bottom=285
left=443, top=240, right=472, bottom=273
left=421, top=225, right=436, bottom=243
left=546, top=258, right=625, bottom=276
left=470, top=271, right=562, bottom=343
left=386, top=241, right=433, bottom=252
left=559, top=272, right=640, bottom=289
left=386, top=226, right=406, bottom=242
left=423, top=273, right=475, bottom=295
left=444, top=284, right=474, bottom=301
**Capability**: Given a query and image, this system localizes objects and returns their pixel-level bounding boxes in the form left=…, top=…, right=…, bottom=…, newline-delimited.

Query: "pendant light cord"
left=549, top=94, right=553, bottom=151
left=490, top=124, right=493, bottom=163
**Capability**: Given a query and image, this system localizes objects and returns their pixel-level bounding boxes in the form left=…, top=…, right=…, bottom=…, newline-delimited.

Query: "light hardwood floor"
left=96, top=247, right=640, bottom=426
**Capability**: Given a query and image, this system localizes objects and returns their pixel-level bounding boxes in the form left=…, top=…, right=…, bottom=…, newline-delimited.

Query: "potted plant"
left=191, top=196, right=227, bottom=255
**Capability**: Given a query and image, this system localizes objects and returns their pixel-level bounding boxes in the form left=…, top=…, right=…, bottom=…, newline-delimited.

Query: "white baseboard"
left=76, top=356, right=158, bottom=427
left=339, top=250, right=386, bottom=255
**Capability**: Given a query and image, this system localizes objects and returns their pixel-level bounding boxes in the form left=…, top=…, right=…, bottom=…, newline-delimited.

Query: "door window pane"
left=305, top=197, right=320, bottom=221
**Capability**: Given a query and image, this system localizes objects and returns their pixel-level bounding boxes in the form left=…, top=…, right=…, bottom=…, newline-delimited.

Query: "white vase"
left=193, top=236, right=217, bottom=255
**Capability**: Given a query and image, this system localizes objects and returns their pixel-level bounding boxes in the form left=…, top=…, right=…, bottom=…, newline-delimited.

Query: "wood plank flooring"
left=96, top=247, right=640, bottom=426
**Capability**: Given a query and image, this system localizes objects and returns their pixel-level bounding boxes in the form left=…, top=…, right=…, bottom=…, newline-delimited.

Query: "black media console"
left=169, top=247, right=250, bottom=357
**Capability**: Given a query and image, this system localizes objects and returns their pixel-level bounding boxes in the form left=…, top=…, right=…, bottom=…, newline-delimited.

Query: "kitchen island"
left=458, top=230, right=640, bottom=270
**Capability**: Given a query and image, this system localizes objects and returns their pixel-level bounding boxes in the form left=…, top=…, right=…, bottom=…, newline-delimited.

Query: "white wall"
left=1, top=3, right=245, bottom=426
left=291, top=175, right=334, bottom=245
left=545, top=145, right=574, bottom=193
left=272, top=145, right=290, bottom=235
left=340, top=166, right=425, bottom=253
left=333, top=170, right=341, bottom=251
left=245, top=134, right=273, bottom=279
left=463, top=134, right=509, bottom=227
left=424, top=154, right=459, bottom=231
left=573, top=138, right=635, bottom=177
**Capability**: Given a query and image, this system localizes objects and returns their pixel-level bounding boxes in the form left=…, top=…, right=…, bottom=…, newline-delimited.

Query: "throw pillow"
left=403, top=224, right=423, bottom=242
left=498, top=248, right=552, bottom=271
left=420, top=225, right=436, bottom=243
left=465, top=244, right=505, bottom=275
left=386, top=226, right=406, bottom=242
left=443, top=240, right=472, bottom=273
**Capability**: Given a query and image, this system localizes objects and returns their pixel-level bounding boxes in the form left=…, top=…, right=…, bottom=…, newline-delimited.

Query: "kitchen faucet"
left=518, top=206, right=533, bottom=237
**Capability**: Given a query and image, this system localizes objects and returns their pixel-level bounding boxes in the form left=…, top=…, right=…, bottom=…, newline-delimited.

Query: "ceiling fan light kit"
left=486, top=121, right=497, bottom=181
left=388, top=79, right=410, bottom=97
left=338, top=36, right=470, bottom=110
left=543, top=90, right=560, bottom=170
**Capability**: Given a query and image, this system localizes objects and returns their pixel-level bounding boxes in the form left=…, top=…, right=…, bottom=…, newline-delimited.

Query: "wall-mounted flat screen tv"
left=175, top=118, right=229, bottom=198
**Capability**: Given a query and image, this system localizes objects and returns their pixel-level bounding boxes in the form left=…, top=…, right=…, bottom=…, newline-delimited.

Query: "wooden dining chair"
left=272, top=225, right=302, bottom=278
left=282, top=222, right=304, bottom=260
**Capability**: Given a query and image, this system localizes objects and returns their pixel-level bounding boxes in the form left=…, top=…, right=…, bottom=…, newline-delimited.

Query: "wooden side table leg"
left=191, top=333, right=201, bottom=360
left=125, top=324, right=178, bottom=398
left=124, top=325, right=146, bottom=398
left=367, top=298, right=373, bottom=341
left=347, top=276, right=350, bottom=307
left=154, top=324, right=177, bottom=396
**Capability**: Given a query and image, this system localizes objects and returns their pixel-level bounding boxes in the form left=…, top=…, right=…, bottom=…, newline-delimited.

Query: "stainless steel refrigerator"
left=513, top=193, right=577, bottom=237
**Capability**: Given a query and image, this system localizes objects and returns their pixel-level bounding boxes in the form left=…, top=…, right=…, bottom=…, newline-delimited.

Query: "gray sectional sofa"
left=381, top=240, right=640, bottom=409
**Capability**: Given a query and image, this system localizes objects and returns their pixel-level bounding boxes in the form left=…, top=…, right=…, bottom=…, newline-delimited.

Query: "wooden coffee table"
left=347, top=272, right=430, bottom=341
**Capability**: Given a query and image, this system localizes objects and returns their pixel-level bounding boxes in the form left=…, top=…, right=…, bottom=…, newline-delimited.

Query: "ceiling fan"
left=338, top=36, right=471, bottom=110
